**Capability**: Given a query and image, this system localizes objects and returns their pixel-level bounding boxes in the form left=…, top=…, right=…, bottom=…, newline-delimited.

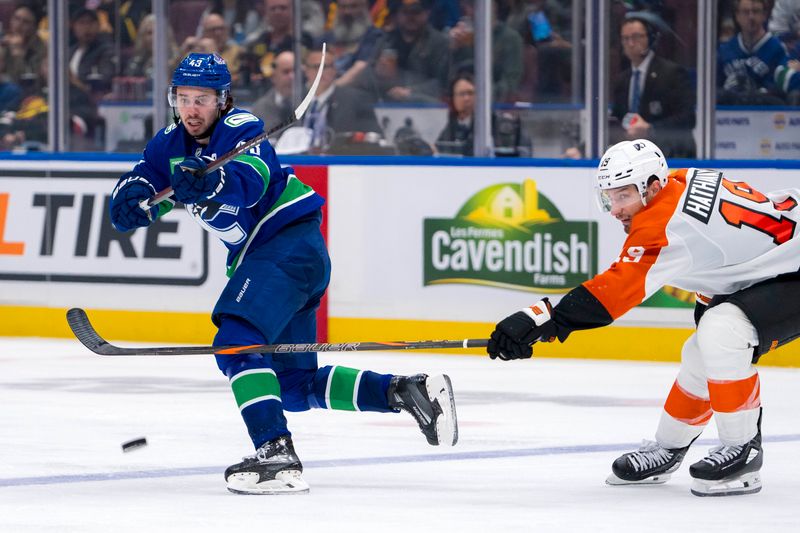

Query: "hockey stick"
left=66, top=308, right=489, bottom=356
left=139, top=42, right=328, bottom=211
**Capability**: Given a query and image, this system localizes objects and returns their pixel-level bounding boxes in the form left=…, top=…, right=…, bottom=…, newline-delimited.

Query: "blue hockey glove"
left=171, top=155, right=225, bottom=204
left=110, top=175, right=158, bottom=232
left=487, top=298, right=556, bottom=360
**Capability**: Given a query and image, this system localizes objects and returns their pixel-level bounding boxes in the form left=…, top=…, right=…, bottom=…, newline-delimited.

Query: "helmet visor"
left=168, top=86, right=228, bottom=108
left=596, top=184, right=643, bottom=213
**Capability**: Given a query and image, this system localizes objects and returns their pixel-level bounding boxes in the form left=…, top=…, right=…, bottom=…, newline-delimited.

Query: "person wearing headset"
left=610, top=13, right=697, bottom=158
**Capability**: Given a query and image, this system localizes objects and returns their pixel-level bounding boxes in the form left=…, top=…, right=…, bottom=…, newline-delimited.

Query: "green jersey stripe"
left=230, top=369, right=281, bottom=409
left=232, top=154, right=270, bottom=201
left=227, top=175, right=317, bottom=275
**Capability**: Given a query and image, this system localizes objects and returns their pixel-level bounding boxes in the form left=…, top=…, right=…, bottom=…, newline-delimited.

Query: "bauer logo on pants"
left=423, top=179, right=598, bottom=292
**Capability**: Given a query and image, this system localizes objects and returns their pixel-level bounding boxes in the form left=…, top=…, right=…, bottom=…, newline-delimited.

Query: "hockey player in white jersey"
left=487, top=139, right=800, bottom=496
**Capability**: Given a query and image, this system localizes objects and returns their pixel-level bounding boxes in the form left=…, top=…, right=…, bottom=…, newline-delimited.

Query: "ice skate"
left=388, top=373, right=458, bottom=446
left=606, top=440, right=690, bottom=485
left=689, top=413, right=763, bottom=497
left=224, top=435, right=309, bottom=495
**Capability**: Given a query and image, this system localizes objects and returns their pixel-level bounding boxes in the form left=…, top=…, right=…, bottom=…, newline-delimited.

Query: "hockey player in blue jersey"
left=108, top=52, right=458, bottom=494
left=718, top=0, right=800, bottom=105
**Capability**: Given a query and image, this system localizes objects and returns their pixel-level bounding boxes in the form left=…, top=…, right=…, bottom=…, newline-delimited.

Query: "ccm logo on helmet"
left=633, top=142, right=646, bottom=151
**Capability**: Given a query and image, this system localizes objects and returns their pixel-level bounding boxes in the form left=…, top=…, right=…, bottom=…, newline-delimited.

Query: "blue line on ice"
left=3, top=434, right=799, bottom=488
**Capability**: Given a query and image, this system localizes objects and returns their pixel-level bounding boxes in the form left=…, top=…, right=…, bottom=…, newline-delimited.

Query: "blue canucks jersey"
left=120, top=108, right=324, bottom=274
left=718, top=32, right=800, bottom=96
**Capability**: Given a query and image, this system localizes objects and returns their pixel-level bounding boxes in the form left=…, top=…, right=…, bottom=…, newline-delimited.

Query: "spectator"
left=320, top=0, right=384, bottom=87
left=126, top=14, right=178, bottom=79
left=69, top=7, right=116, bottom=149
left=610, top=13, right=696, bottom=158
left=718, top=0, right=800, bottom=106
left=353, top=0, right=451, bottom=103
left=248, top=50, right=296, bottom=125
left=297, top=47, right=383, bottom=152
left=0, top=45, right=23, bottom=115
left=507, top=0, right=574, bottom=102
left=448, top=0, right=523, bottom=102
left=204, top=0, right=262, bottom=44
left=202, top=12, right=244, bottom=85
left=768, top=0, right=800, bottom=57
left=241, top=0, right=313, bottom=90
left=436, top=73, right=476, bottom=155
left=435, top=73, right=531, bottom=156
left=0, top=2, right=47, bottom=93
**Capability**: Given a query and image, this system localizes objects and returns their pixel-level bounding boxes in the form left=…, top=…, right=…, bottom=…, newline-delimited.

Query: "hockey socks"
left=310, top=365, right=394, bottom=412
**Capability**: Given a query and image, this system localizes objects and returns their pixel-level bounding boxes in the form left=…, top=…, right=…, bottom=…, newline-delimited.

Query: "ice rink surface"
left=1, top=337, right=799, bottom=532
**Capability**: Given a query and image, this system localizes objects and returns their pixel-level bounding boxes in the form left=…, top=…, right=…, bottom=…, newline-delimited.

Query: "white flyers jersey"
left=584, top=168, right=800, bottom=320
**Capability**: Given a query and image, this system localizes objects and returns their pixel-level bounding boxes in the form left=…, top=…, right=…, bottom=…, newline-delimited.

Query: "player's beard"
left=333, top=13, right=371, bottom=46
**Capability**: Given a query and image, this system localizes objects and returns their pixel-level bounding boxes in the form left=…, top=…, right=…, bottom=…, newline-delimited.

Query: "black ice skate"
left=388, top=373, right=458, bottom=446
left=606, top=440, right=690, bottom=485
left=224, top=435, right=309, bottom=495
left=689, top=411, right=763, bottom=497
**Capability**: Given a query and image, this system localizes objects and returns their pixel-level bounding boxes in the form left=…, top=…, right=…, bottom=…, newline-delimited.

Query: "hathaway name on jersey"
left=588, top=168, right=799, bottom=320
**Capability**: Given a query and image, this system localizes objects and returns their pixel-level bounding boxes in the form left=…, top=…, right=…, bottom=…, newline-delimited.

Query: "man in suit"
left=610, top=14, right=696, bottom=158
left=248, top=50, right=296, bottom=128
left=299, top=47, right=383, bottom=152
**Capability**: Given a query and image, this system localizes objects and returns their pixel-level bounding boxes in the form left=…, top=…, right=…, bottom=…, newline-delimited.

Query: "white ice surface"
left=1, top=337, right=799, bottom=532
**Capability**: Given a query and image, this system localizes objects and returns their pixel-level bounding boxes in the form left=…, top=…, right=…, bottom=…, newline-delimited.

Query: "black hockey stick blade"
left=141, top=43, right=328, bottom=210
left=66, top=308, right=489, bottom=356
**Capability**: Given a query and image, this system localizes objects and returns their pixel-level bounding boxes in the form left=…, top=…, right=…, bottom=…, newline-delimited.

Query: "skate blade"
left=690, top=471, right=762, bottom=497
left=226, top=470, right=310, bottom=495
left=428, top=374, right=458, bottom=446
left=605, top=472, right=672, bottom=486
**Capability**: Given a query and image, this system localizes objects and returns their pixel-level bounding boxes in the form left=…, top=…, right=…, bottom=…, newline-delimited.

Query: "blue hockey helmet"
left=169, top=53, right=231, bottom=108
left=171, top=53, right=231, bottom=90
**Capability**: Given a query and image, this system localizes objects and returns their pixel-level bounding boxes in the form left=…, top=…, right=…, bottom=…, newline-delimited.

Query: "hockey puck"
left=121, top=437, right=148, bottom=452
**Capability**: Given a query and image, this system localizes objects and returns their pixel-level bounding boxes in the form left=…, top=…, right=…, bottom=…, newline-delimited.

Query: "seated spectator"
left=768, top=0, right=800, bottom=58
left=507, top=0, right=574, bottom=103
left=436, top=73, right=475, bottom=155
left=204, top=0, right=262, bottom=44
left=295, top=47, right=383, bottom=152
left=248, top=50, right=296, bottom=126
left=320, top=0, right=384, bottom=87
left=718, top=0, right=800, bottom=106
left=448, top=0, right=523, bottom=102
left=0, top=45, right=23, bottom=115
left=0, top=2, right=47, bottom=94
left=241, top=0, right=313, bottom=90
left=0, top=93, right=49, bottom=152
left=126, top=14, right=178, bottom=79
left=201, top=12, right=243, bottom=86
left=436, top=73, right=531, bottom=156
left=69, top=7, right=116, bottom=149
left=610, top=13, right=696, bottom=158
left=352, top=0, right=450, bottom=103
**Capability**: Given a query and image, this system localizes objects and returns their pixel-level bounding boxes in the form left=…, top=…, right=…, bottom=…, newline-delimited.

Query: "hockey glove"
left=171, top=155, right=225, bottom=204
left=488, top=298, right=556, bottom=360
left=110, top=175, right=158, bottom=232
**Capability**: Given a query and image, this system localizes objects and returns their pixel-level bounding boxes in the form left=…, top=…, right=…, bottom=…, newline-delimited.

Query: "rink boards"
left=0, top=156, right=798, bottom=366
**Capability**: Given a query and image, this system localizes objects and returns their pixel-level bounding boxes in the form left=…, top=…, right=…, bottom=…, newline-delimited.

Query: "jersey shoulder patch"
left=223, top=112, right=261, bottom=128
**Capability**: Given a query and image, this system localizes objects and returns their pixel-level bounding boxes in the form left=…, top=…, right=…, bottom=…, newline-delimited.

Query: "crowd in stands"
left=0, top=0, right=799, bottom=155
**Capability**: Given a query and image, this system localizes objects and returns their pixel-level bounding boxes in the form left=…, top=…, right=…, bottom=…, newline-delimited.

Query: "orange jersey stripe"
left=584, top=170, right=688, bottom=319
left=664, top=380, right=713, bottom=426
left=708, top=373, right=761, bottom=413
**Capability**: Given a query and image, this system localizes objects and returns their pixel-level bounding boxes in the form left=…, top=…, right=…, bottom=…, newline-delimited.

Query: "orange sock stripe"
left=664, top=380, right=712, bottom=426
left=708, top=374, right=761, bottom=413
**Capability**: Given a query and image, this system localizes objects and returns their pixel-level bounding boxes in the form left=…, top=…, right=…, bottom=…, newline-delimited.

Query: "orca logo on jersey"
left=682, top=168, right=722, bottom=224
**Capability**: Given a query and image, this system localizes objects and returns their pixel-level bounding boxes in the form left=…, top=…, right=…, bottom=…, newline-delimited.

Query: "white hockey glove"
left=488, top=298, right=556, bottom=360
